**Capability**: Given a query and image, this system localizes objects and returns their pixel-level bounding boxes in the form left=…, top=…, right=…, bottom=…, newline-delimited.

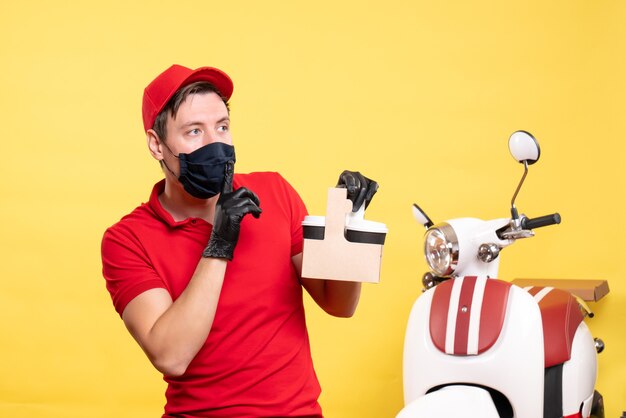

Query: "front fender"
left=396, top=385, right=500, bottom=418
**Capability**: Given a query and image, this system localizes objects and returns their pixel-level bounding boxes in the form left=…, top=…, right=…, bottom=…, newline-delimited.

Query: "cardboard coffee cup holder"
left=301, top=188, right=387, bottom=283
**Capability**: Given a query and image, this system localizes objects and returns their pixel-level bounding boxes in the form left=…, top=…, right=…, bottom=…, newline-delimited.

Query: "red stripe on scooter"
left=563, top=412, right=582, bottom=418
left=454, top=276, right=477, bottom=354
left=430, top=280, right=454, bottom=353
left=478, top=279, right=511, bottom=353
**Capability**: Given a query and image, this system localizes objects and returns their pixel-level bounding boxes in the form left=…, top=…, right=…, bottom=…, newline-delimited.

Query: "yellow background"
left=1, top=1, right=624, bottom=417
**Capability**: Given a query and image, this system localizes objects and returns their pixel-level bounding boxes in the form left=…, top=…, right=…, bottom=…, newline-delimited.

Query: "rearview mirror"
left=509, top=130, right=540, bottom=165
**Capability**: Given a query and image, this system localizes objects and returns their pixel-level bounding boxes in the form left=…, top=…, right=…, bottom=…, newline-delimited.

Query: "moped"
left=397, top=131, right=605, bottom=418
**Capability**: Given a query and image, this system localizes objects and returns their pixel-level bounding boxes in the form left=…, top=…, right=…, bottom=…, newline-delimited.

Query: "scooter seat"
left=524, top=286, right=584, bottom=368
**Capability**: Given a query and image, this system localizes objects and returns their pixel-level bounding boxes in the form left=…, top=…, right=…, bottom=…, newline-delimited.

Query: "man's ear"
left=146, top=129, right=164, bottom=161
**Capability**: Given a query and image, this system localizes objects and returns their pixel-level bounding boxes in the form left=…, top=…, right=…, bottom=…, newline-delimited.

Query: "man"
left=101, top=64, right=378, bottom=417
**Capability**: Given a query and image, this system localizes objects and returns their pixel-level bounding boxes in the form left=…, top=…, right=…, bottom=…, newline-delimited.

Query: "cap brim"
left=184, top=67, right=234, bottom=100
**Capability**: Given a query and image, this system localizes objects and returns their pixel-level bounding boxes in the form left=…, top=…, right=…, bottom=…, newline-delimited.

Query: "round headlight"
left=424, top=223, right=459, bottom=276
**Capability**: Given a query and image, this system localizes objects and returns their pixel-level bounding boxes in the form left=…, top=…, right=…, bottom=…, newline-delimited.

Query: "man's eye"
left=218, top=125, right=229, bottom=132
left=188, top=128, right=201, bottom=135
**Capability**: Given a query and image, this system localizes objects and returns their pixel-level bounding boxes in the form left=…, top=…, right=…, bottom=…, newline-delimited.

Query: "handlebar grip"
left=521, top=213, right=561, bottom=230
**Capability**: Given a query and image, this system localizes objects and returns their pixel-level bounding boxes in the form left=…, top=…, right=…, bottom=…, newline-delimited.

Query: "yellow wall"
left=1, top=1, right=624, bottom=417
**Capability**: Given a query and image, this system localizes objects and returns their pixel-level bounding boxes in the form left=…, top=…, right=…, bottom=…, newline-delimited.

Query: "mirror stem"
left=510, top=160, right=529, bottom=220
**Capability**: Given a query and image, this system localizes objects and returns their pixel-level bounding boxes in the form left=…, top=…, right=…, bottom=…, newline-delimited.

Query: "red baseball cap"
left=142, top=64, right=234, bottom=132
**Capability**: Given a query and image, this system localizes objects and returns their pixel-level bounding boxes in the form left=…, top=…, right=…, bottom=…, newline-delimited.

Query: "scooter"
left=397, top=131, right=605, bottom=418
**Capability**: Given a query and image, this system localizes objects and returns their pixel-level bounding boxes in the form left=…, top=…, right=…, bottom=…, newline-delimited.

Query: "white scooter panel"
left=402, top=278, right=545, bottom=418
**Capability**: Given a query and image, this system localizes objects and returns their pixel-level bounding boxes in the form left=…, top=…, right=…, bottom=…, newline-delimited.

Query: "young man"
left=101, top=64, right=378, bottom=417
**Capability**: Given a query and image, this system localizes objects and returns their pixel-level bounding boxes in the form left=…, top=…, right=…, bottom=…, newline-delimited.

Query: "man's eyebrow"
left=180, top=116, right=230, bottom=128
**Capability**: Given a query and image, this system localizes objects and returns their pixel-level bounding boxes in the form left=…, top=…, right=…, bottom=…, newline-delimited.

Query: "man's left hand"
left=336, top=170, right=379, bottom=212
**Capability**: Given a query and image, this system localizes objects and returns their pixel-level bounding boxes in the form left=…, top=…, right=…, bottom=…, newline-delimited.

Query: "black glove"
left=203, top=161, right=262, bottom=260
left=336, top=170, right=379, bottom=212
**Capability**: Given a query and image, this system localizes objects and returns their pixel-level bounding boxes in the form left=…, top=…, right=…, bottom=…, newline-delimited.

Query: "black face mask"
left=162, top=142, right=236, bottom=199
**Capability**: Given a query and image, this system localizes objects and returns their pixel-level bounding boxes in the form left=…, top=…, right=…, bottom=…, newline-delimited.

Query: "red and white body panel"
left=399, top=277, right=544, bottom=418
left=524, top=285, right=597, bottom=417
left=563, top=322, right=597, bottom=417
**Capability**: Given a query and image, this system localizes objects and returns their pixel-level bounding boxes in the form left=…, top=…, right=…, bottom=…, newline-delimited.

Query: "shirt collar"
left=147, top=179, right=194, bottom=227
left=147, top=177, right=242, bottom=227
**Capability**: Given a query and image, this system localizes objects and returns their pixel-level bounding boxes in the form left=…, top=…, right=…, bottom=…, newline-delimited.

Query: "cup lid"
left=303, top=215, right=388, bottom=234
left=346, top=219, right=388, bottom=234
left=302, top=215, right=326, bottom=227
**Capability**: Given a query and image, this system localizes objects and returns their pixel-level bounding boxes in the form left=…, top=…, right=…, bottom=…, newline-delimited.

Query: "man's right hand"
left=203, top=161, right=262, bottom=260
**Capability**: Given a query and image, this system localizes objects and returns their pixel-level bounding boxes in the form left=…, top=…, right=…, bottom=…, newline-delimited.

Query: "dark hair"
left=152, top=81, right=230, bottom=141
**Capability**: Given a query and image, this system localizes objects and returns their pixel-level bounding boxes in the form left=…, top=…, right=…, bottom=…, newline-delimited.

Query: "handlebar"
left=521, top=213, right=561, bottom=230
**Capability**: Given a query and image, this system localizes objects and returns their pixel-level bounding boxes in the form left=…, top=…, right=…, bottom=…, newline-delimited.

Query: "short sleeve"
left=101, top=225, right=167, bottom=317
left=274, top=174, right=308, bottom=257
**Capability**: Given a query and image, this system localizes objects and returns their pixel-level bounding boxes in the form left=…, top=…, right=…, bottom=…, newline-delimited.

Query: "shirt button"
left=191, top=219, right=197, bottom=224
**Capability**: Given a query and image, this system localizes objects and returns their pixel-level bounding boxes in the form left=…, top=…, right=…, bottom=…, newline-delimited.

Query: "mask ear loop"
left=159, top=140, right=180, bottom=178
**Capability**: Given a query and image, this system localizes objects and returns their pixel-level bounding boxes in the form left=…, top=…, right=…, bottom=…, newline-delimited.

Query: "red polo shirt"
left=101, top=172, right=322, bottom=418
